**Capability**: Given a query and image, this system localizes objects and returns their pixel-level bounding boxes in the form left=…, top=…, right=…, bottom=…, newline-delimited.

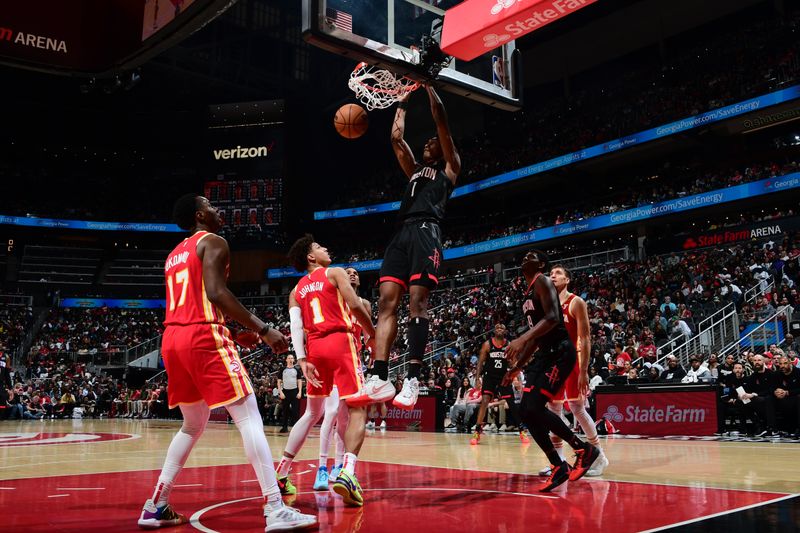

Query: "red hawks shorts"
left=162, top=324, right=253, bottom=409
left=306, top=331, right=364, bottom=399
left=562, top=357, right=584, bottom=402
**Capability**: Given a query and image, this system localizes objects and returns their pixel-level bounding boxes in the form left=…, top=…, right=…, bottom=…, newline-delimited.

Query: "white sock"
left=276, top=456, right=293, bottom=478
left=225, top=394, right=282, bottom=506
left=151, top=402, right=209, bottom=506
left=569, top=400, right=601, bottom=451
left=342, top=452, right=358, bottom=475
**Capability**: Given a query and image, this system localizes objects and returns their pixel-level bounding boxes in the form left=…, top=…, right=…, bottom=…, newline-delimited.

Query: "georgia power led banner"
left=0, top=215, right=182, bottom=232
left=314, top=83, right=800, bottom=221
left=60, top=298, right=165, bottom=309
left=271, top=171, right=800, bottom=278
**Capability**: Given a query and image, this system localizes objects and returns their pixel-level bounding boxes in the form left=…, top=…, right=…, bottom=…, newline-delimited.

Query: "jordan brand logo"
left=545, top=365, right=559, bottom=387
left=428, top=248, right=441, bottom=270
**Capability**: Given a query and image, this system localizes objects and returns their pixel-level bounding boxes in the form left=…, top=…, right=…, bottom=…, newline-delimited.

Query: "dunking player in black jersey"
left=471, top=324, right=524, bottom=445
left=504, top=249, right=600, bottom=491
left=348, top=85, right=460, bottom=410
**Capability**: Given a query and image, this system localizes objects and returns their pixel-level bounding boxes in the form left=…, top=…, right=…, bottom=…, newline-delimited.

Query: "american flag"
left=325, top=7, right=353, bottom=33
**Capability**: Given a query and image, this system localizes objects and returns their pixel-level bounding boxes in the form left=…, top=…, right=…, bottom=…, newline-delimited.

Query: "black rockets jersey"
left=483, top=339, right=509, bottom=379
left=522, top=273, right=569, bottom=350
left=397, top=163, right=454, bottom=223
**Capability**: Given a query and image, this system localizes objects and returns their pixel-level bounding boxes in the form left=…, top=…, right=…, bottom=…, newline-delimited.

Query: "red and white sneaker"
left=346, top=375, right=395, bottom=407
left=392, top=378, right=419, bottom=410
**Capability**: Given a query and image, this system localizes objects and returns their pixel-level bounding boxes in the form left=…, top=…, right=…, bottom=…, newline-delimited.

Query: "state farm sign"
left=596, top=389, right=717, bottom=436
left=442, top=0, right=597, bottom=61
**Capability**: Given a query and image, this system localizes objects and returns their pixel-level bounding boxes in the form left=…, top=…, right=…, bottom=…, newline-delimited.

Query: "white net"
left=348, top=62, right=420, bottom=111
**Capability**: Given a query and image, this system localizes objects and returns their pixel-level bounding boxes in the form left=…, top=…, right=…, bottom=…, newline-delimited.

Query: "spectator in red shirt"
left=639, top=337, right=657, bottom=363
left=610, top=343, right=631, bottom=376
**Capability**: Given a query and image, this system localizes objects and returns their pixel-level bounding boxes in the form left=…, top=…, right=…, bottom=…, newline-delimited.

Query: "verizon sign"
left=213, top=145, right=270, bottom=160
left=442, top=0, right=597, bottom=61
left=596, top=389, right=718, bottom=436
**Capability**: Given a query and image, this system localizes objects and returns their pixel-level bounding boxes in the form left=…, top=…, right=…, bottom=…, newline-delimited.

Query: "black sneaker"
left=569, top=445, right=601, bottom=481
left=539, top=461, right=570, bottom=492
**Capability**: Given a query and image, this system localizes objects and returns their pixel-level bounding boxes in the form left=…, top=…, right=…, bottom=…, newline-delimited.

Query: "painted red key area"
left=0, top=462, right=784, bottom=532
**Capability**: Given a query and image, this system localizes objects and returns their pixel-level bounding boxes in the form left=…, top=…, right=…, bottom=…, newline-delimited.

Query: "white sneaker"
left=538, top=465, right=553, bottom=476
left=379, top=420, right=386, bottom=429
left=365, top=421, right=375, bottom=430
left=392, top=378, right=419, bottom=410
left=346, top=375, right=396, bottom=407
left=264, top=504, right=317, bottom=532
left=586, top=453, right=609, bottom=477
left=488, top=424, right=498, bottom=432
left=499, top=424, right=508, bottom=432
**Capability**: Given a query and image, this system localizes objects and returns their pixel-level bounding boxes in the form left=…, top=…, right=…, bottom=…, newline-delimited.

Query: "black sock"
left=407, top=362, right=422, bottom=380
left=407, top=316, right=429, bottom=363
left=373, top=360, right=388, bottom=381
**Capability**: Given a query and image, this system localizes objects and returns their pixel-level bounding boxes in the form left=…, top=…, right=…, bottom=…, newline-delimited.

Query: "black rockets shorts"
left=522, top=339, right=577, bottom=402
left=379, top=219, right=443, bottom=290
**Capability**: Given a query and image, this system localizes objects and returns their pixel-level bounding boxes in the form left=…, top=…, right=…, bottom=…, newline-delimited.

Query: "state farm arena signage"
left=677, top=216, right=800, bottom=251
left=596, top=388, right=717, bottom=436
left=0, top=27, right=67, bottom=54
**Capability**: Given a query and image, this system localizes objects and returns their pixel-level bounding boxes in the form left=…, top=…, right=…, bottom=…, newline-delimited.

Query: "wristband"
left=258, top=324, right=271, bottom=337
left=397, top=102, right=407, bottom=111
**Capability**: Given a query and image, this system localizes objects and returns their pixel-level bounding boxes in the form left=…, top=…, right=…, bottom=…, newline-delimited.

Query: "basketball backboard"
left=302, top=0, right=522, bottom=111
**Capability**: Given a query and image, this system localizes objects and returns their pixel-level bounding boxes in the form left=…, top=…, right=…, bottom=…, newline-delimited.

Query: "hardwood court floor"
left=1, top=419, right=798, bottom=532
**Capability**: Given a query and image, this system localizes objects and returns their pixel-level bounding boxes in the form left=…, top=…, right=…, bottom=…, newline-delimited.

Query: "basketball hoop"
left=348, top=62, right=421, bottom=111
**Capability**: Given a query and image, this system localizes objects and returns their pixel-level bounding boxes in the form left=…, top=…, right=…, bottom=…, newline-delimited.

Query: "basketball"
left=334, top=103, right=369, bottom=139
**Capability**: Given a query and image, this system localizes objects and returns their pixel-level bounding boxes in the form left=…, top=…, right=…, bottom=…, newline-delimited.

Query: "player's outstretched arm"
left=391, top=92, right=417, bottom=179
left=199, top=233, right=288, bottom=353
left=425, top=85, right=461, bottom=184
left=327, top=267, right=376, bottom=339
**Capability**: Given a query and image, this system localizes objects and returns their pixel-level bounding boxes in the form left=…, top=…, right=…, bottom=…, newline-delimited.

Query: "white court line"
left=0, top=487, right=16, bottom=490
left=240, top=479, right=258, bottom=483
left=48, top=494, right=70, bottom=498
left=189, top=487, right=557, bottom=533
left=57, top=487, right=104, bottom=491
left=640, top=493, right=800, bottom=532
left=361, top=457, right=797, bottom=496
left=175, top=484, right=203, bottom=487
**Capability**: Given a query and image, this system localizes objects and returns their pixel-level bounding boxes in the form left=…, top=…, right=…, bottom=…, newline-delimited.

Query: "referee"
left=278, top=354, right=303, bottom=433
